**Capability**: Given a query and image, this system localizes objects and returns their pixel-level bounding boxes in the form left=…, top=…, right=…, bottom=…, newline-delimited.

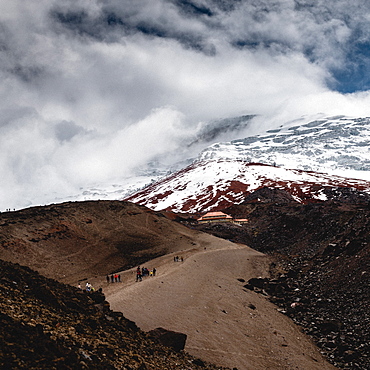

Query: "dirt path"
left=102, top=236, right=335, bottom=370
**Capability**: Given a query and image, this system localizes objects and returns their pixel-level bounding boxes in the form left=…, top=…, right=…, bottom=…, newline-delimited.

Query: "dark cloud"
left=171, top=0, right=214, bottom=17
left=45, top=0, right=370, bottom=91
left=190, top=115, right=256, bottom=145
left=50, top=3, right=216, bottom=55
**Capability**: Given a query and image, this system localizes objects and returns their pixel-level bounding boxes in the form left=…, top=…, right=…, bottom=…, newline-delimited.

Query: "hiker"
left=118, top=274, right=121, bottom=282
left=153, top=268, right=156, bottom=276
left=110, top=274, right=114, bottom=283
left=114, top=274, right=118, bottom=282
left=136, top=266, right=142, bottom=282
left=106, top=275, right=109, bottom=283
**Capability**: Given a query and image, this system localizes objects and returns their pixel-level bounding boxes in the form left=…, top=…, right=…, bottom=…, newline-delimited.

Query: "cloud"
left=53, top=106, right=190, bottom=183
left=2, top=0, right=370, bottom=209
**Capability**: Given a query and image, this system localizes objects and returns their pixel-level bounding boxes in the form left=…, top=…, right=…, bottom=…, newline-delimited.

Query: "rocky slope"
left=0, top=199, right=338, bottom=370
left=0, top=258, right=227, bottom=370
left=192, top=187, right=370, bottom=369
left=1, top=196, right=368, bottom=369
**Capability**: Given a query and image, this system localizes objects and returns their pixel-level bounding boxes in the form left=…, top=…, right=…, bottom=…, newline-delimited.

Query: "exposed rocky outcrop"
left=0, top=259, right=227, bottom=370
left=193, top=187, right=370, bottom=369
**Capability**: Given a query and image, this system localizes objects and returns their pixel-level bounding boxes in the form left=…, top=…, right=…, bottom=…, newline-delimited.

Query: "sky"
left=2, top=0, right=370, bottom=210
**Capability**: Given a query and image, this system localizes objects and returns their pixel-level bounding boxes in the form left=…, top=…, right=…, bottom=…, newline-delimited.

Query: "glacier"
left=198, top=116, right=370, bottom=181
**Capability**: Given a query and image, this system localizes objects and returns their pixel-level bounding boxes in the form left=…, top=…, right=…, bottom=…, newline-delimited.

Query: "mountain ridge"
left=0, top=200, right=205, bottom=284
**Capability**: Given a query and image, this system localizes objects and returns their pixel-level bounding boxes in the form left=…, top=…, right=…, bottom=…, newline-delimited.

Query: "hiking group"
left=106, top=273, right=121, bottom=283
left=136, top=266, right=156, bottom=282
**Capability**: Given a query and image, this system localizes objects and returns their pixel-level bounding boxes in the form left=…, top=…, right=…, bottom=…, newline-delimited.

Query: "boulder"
left=148, top=327, right=187, bottom=352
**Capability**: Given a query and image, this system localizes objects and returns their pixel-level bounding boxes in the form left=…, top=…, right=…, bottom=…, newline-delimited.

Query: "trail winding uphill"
left=102, top=235, right=335, bottom=370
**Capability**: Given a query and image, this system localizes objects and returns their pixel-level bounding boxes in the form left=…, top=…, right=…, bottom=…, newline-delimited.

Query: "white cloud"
left=2, top=0, right=370, bottom=209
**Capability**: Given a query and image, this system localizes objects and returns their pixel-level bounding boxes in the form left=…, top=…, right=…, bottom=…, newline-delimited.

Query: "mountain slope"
left=124, top=160, right=370, bottom=213
left=0, top=198, right=366, bottom=368
left=192, top=187, right=370, bottom=369
left=0, top=200, right=212, bottom=284
left=124, top=116, right=370, bottom=213
left=0, top=199, right=335, bottom=370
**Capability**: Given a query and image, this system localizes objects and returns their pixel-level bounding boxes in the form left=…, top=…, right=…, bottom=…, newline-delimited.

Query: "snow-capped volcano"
left=199, top=115, right=370, bottom=180
left=124, top=116, right=370, bottom=213
left=123, top=160, right=370, bottom=213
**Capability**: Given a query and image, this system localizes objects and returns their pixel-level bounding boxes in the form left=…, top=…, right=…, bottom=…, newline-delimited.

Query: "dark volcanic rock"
left=191, top=187, right=370, bottom=369
left=0, top=259, right=227, bottom=370
left=148, top=327, right=187, bottom=352
left=242, top=187, right=299, bottom=204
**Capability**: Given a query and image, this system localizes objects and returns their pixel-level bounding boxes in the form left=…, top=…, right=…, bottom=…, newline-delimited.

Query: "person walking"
left=136, top=266, right=142, bottom=282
